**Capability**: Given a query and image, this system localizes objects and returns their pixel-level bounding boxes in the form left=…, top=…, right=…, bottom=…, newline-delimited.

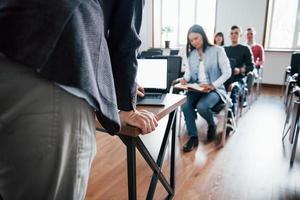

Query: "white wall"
left=140, top=0, right=292, bottom=85
left=215, top=0, right=267, bottom=45
left=263, top=51, right=292, bottom=85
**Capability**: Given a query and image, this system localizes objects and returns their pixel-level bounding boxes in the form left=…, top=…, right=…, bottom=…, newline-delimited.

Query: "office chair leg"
left=221, top=106, right=229, bottom=147
left=239, top=89, right=247, bottom=117
left=231, top=110, right=237, bottom=134
left=284, top=84, right=293, bottom=109
left=282, top=99, right=293, bottom=141
left=178, top=108, right=183, bottom=137
left=255, top=79, right=259, bottom=100
left=289, top=102, right=300, bottom=144
left=282, top=126, right=291, bottom=141
left=290, top=124, right=299, bottom=165
left=284, top=84, right=289, bottom=106
left=226, top=110, right=237, bottom=135
left=257, top=81, right=260, bottom=98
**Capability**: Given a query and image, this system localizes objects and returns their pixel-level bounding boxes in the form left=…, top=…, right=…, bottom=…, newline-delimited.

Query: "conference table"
left=96, top=93, right=186, bottom=200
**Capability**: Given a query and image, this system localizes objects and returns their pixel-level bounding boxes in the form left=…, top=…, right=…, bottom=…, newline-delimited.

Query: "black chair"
left=147, top=48, right=164, bottom=55
left=140, top=50, right=162, bottom=58
left=290, top=52, right=300, bottom=77
left=283, top=73, right=298, bottom=112
left=283, top=52, right=300, bottom=104
left=170, top=49, right=179, bottom=56
left=283, top=86, right=300, bottom=165
left=166, top=56, right=183, bottom=92
left=282, top=79, right=299, bottom=141
left=282, top=66, right=292, bottom=97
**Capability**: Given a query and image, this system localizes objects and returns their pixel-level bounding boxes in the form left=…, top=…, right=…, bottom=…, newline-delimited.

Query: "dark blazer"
left=0, top=0, right=144, bottom=134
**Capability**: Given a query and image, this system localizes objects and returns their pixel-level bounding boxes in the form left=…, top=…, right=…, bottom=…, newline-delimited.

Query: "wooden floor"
left=85, top=85, right=300, bottom=200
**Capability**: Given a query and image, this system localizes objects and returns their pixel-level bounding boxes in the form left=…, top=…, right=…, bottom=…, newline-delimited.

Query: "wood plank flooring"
left=85, top=85, right=300, bottom=200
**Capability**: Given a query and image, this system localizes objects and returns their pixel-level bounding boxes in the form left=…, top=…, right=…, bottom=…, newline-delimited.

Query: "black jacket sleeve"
left=105, top=0, right=144, bottom=111
left=244, top=46, right=254, bottom=74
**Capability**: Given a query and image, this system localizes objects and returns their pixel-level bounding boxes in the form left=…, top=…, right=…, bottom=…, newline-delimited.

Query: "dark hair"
left=246, top=27, right=256, bottom=34
left=231, top=25, right=242, bottom=32
left=186, top=24, right=212, bottom=58
left=214, top=32, right=224, bottom=46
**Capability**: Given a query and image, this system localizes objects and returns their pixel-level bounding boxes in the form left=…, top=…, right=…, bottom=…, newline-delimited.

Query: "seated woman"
left=180, top=25, right=231, bottom=152
left=214, top=32, right=225, bottom=47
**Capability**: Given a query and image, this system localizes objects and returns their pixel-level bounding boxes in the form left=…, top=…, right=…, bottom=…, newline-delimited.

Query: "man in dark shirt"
left=0, top=0, right=157, bottom=199
left=224, top=25, right=254, bottom=116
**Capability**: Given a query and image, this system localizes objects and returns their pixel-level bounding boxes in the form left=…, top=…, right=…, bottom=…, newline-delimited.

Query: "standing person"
left=245, top=27, right=265, bottom=74
left=224, top=25, right=254, bottom=116
left=0, top=0, right=158, bottom=199
left=214, top=32, right=225, bottom=46
left=179, top=25, right=231, bottom=152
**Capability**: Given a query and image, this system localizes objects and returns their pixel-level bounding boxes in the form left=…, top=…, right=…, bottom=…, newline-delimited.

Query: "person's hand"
left=200, top=83, right=215, bottom=93
left=119, top=110, right=158, bottom=134
left=234, top=67, right=246, bottom=75
left=240, top=67, right=246, bottom=74
left=180, top=78, right=188, bottom=85
left=137, top=85, right=145, bottom=98
left=233, top=67, right=240, bottom=75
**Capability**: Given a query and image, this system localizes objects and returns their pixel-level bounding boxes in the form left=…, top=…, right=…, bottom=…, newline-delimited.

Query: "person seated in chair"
left=224, top=25, right=254, bottom=114
left=245, top=27, right=264, bottom=76
left=179, top=25, right=231, bottom=152
left=214, top=32, right=225, bottom=47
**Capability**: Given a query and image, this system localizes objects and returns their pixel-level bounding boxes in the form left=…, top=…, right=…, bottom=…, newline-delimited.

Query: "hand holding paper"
left=174, top=83, right=205, bottom=92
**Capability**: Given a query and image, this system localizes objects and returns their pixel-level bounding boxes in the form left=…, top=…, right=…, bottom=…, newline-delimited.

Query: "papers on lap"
left=174, top=83, right=204, bottom=92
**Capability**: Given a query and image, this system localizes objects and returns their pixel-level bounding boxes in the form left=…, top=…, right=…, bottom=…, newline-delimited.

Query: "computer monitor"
left=136, top=59, right=168, bottom=90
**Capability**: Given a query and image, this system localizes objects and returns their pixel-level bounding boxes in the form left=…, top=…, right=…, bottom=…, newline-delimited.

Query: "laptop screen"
left=136, top=59, right=168, bottom=89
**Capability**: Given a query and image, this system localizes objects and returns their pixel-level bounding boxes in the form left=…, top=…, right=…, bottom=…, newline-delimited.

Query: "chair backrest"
left=147, top=48, right=164, bottom=55
left=140, top=51, right=162, bottom=58
left=290, top=52, right=300, bottom=86
left=170, top=49, right=179, bottom=55
left=291, top=52, right=300, bottom=76
left=143, top=55, right=182, bottom=92
left=140, top=50, right=162, bottom=58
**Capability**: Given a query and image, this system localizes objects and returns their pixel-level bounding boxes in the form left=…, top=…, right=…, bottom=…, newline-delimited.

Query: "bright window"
left=265, top=0, right=300, bottom=50
left=153, top=0, right=217, bottom=48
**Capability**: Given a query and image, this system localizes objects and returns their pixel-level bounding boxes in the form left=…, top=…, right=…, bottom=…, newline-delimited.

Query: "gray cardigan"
left=184, top=45, right=231, bottom=102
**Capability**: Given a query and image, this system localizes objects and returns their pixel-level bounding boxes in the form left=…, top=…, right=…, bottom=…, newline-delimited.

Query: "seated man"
left=224, top=25, right=254, bottom=116
left=246, top=27, right=265, bottom=75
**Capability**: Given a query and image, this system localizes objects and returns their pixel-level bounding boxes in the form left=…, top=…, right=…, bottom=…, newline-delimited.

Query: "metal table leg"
left=119, top=135, right=137, bottom=200
left=146, top=110, right=177, bottom=200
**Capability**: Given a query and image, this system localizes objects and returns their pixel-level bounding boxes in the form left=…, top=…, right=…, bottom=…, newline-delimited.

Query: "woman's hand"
left=180, top=78, right=188, bottom=85
left=200, top=83, right=215, bottom=93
